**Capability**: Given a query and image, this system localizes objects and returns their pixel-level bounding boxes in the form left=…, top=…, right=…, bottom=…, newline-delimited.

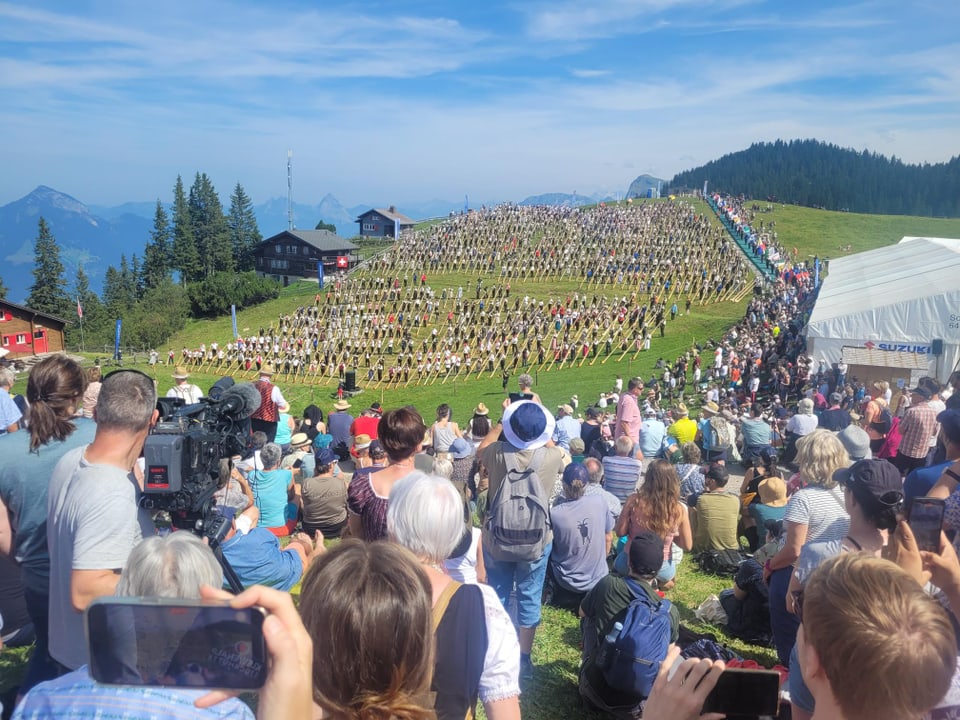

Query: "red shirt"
left=350, top=414, right=380, bottom=440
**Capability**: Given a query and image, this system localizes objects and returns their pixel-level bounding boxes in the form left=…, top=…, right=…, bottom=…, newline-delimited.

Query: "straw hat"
left=260, top=364, right=275, bottom=376
left=172, top=366, right=190, bottom=379
left=290, top=432, right=311, bottom=449
left=333, top=399, right=351, bottom=411
left=758, top=476, right=788, bottom=507
left=474, top=403, right=489, bottom=416
left=353, top=433, right=372, bottom=450
left=701, top=401, right=720, bottom=416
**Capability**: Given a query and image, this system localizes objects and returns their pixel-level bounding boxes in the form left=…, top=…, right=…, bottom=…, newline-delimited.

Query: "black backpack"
left=871, top=406, right=893, bottom=436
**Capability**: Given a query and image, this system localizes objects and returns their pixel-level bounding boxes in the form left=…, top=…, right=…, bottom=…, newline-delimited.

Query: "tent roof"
left=808, top=236, right=960, bottom=326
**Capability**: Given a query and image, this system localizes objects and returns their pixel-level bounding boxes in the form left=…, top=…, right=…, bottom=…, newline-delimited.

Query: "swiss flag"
left=337, top=256, right=349, bottom=269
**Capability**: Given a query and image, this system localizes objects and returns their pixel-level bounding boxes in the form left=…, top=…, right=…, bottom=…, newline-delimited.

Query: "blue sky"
left=0, top=0, right=957, bottom=207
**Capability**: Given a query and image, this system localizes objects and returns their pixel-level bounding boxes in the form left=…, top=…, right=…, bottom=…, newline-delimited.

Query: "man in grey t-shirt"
left=47, top=370, right=158, bottom=670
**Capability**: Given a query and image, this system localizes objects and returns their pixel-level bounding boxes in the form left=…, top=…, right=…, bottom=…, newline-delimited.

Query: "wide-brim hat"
left=474, top=403, right=489, bottom=416
left=260, top=364, right=275, bottom=375
left=676, top=403, right=689, bottom=416
left=558, top=403, right=574, bottom=415
left=758, top=476, right=788, bottom=507
left=450, top=437, right=473, bottom=459
left=353, top=433, right=372, bottom=450
left=908, top=384, right=933, bottom=399
left=290, top=432, right=311, bottom=448
left=701, top=401, right=720, bottom=416
left=172, top=366, right=190, bottom=379
left=502, top=400, right=555, bottom=451
left=333, top=399, right=351, bottom=411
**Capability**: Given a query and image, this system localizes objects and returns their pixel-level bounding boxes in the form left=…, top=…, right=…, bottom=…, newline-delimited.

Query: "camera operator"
left=47, top=369, right=158, bottom=673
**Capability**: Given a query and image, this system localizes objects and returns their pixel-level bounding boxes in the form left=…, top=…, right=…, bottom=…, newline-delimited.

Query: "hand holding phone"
left=909, top=497, right=946, bottom=554
left=701, top=667, right=781, bottom=716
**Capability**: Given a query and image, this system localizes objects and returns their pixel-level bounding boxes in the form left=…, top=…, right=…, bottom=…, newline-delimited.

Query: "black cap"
left=628, top=531, right=664, bottom=577
left=938, top=409, right=960, bottom=445
left=834, top=459, right=903, bottom=507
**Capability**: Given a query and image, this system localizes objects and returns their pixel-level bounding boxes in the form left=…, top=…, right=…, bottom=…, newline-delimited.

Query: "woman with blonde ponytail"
left=0, top=355, right=93, bottom=694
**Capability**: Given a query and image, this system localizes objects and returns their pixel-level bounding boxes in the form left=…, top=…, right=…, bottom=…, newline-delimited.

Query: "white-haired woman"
left=388, top=473, right=520, bottom=720
left=15, top=533, right=256, bottom=718
left=763, top=429, right=850, bottom=665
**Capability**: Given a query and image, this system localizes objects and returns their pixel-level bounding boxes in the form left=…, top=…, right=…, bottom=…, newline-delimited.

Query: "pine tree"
left=142, top=200, right=172, bottom=290
left=189, top=172, right=233, bottom=278
left=67, top=264, right=106, bottom=349
left=27, top=217, right=69, bottom=317
left=171, top=176, right=201, bottom=283
left=0, top=275, right=7, bottom=300
left=228, top=182, right=262, bottom=272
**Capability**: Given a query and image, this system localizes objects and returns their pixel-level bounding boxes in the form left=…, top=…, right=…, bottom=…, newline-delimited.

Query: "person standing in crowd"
left=47, top=369, right=158, bottom=672
left=327, top=399, right=354, bottom=462
left=0, top=356, right=94, bottom=693
left=0, top=367, right=22, bottom=435
left=165, top=366, right=203, bottom=404
left=478, top=399, right=564, bottom=681
left=614, top=377, right=643, bottom=447
left=250, top=364, right=286, bottom=442
left=895, top=381, right=939, bottom=476
left=79, top=366, right=101, bottom=419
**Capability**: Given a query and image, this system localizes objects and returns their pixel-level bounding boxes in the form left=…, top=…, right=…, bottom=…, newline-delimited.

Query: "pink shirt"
left=615, top=392, right=641, bottom=445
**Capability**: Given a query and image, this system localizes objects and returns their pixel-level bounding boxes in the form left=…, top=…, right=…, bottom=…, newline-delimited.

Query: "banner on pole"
left=114, top=319, right=122, bottom=359
left=317, top=261, right=325, bottom=289
left=231, top=305, right=238, bottom=338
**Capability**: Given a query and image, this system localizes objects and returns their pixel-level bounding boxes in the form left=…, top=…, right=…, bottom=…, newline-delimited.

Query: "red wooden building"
left=0, top=299, right=68, bottom=359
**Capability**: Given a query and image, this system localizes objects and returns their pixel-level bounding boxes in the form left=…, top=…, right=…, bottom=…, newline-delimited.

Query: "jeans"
left=613, top=543, right=681, bottom=584
left=768, top=566, right=799, bottom=666
left=484, top=543, right=552, bottom=628
left=20, top=586, right=63, bottom=694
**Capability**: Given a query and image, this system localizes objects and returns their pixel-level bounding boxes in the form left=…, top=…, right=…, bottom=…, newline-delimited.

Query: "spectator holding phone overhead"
left=14, top=532, right=256, bottom=719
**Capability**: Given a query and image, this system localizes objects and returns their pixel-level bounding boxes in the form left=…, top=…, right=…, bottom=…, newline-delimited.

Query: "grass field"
left=3, top=198, right=949, bottom=716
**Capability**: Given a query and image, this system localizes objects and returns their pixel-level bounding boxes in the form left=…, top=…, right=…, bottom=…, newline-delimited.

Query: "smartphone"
left=909, top=497, right=946, bottom=553
left=702, top=668, right=781, bottom=716
left=86, top=598, right=267, bottom=690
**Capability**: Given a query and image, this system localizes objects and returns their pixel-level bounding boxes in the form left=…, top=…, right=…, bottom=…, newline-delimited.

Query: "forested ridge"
left=669, top=139, right=960, bottom=217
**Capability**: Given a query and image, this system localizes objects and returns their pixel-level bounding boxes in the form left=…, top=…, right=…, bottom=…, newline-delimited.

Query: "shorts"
left=484, top=543, right=552, bottom=628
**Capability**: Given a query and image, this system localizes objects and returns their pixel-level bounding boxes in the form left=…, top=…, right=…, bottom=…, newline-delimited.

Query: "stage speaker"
left=345, top=369, right=357, bottom=392
left=932, top=339, right=944, bottom=356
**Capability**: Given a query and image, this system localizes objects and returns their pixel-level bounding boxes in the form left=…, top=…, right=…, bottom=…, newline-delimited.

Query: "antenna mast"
left=287, top=150, right=294, bottom=230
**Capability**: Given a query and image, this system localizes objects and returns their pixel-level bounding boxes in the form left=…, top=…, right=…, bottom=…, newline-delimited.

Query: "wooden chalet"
left=356, top=206, right=416, bottom=239
left=0, top=299, right=68, bottom=359
left=253, top=229, right=359, bottom=284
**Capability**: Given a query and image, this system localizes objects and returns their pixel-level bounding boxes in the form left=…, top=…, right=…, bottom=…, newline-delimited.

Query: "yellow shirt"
left=668, top=417, right=698, bottom=445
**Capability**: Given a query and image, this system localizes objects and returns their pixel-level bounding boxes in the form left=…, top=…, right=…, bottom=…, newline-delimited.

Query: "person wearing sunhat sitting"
left=281, top=432, right=316, bottom=479
left=250, top=363, right=287, bottom=442
left=328, top=398, right=354, bottom=462
left=467, top=403, right=492, bottom=446
left=165, top=366, right=203, bottom=404
left=339, top=433, right=372, bottom=474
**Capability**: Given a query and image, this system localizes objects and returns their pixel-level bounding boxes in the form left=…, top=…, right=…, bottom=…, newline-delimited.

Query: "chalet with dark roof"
left=356, top=206, right=416, bottom=238
left=253, top=229, right=359, bottom=284
left=0, top=299, right=68, bottom=359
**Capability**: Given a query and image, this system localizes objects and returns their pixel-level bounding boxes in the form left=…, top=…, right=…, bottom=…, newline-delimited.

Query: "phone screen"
left=87, top=599, right=267, bottom=689
left=909, top=498, right=945, bottom=553
left=702, top=668, right=781, bottom=716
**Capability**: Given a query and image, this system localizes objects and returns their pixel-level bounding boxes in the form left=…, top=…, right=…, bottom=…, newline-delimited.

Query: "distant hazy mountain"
left=519, top=192, right=615, bottom=207
left=0, top=186, right=152, bottom=303
left=625, top=175, right=665, bottom=199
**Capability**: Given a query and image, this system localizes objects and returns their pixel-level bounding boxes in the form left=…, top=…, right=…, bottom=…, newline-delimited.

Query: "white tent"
left=806, top=236, right=960, bottom=383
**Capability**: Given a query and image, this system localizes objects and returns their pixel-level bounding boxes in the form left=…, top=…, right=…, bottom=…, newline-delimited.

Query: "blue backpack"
left=601, top=578, right=672, bottom=698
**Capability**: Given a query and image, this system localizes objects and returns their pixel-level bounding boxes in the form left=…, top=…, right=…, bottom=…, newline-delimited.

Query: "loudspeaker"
left=344, top=369, right=357, bottom=392
left=932, top=339, right=944, bottom=356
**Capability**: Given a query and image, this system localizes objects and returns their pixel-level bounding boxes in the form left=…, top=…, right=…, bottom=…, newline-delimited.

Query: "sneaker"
left=520, top=656, right=535, bottom=683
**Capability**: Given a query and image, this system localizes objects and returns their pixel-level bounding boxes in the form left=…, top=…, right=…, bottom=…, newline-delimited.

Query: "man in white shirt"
left=165, top=366, right=203, bottom=404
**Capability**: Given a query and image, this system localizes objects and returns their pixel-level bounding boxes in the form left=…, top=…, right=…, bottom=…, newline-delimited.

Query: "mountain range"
left=0, top=186, right=621, bottom=304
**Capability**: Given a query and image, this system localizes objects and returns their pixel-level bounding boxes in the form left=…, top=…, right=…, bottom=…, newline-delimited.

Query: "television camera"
left=141, top=377, right=262, bottom=592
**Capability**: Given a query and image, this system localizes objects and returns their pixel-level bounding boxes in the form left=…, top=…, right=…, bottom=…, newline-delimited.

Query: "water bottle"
left=595, top=621, right=623, bottom=670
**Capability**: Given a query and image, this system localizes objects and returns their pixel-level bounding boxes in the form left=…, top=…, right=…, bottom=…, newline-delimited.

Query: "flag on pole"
left=76, top=297, right=83, bottom=319
left=337, top=256, right=349, bottom=269
left=317, top=260, right=325, bottom=289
